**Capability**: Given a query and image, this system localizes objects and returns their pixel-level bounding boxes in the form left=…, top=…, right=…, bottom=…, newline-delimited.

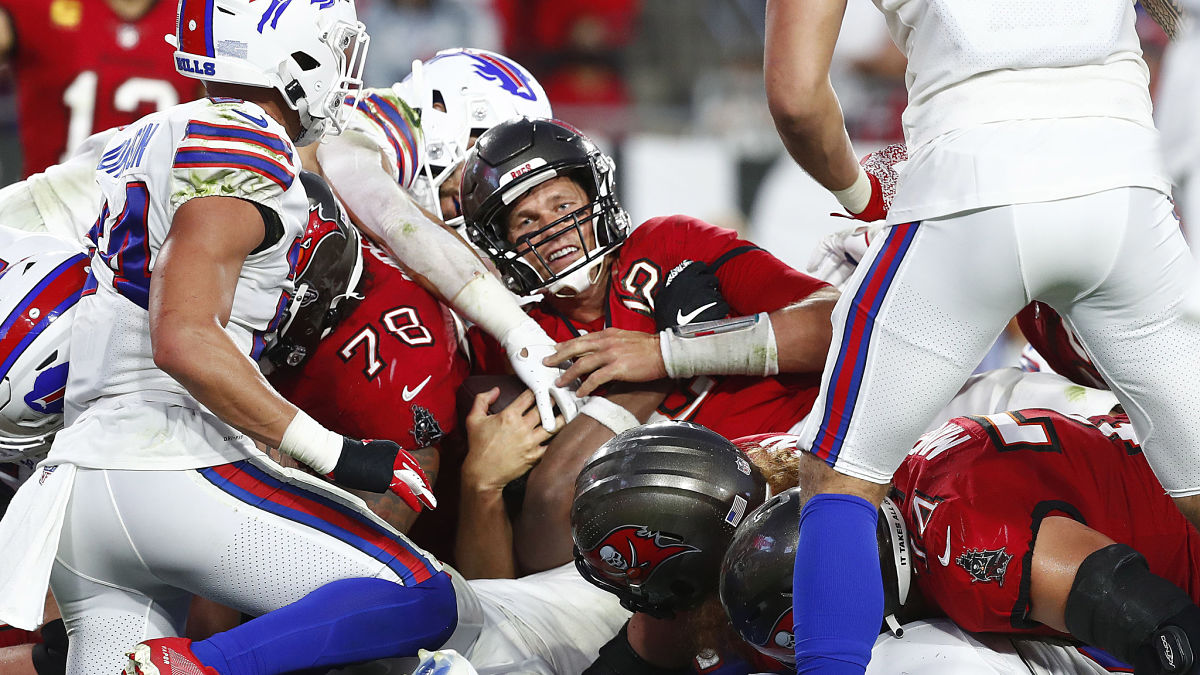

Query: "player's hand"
left=501, top=318, right=578, bottom=431
left=544, top=328, right=667, bottom=397
left=805, top=224, right=880, bottom=289
left=839, top=143, right=907, bottom=222
left=463, top=387, right=558, bottom=493
left=331, top=438, right=437, bottom=512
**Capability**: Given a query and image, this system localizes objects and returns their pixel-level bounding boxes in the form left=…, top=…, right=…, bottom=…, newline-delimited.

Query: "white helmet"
left=0, top=235, right=91, bottom=462
left=395, top=48, right=551, bottom=223
left=169, top=0, right=370, bottom=146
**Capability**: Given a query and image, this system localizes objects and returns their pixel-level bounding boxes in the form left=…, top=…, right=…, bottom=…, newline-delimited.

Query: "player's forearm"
left=771, top=287, right=839, bottom=373
left=319, top=132, right=487, bottom=302
left=765, top=0, right=862, bottom=191
left=455, top=485, right=518, bottom=579
left=152, top=319, right=297, bottom=448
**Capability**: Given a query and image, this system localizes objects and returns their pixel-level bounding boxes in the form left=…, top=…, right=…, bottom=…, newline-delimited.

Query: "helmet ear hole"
left=292, top=52, right=321, bottom=71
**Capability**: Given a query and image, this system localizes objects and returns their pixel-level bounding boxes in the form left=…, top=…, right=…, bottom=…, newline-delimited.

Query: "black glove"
left=653, top=260, right=730, bottom=331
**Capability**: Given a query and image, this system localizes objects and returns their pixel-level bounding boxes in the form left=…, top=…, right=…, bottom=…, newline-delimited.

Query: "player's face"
left=439, top=163, right=465, bottom=219
left=504, top=176, right=597, bottom=279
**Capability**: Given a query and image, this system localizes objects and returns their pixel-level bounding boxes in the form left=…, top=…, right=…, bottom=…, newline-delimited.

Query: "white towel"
left=0, top=463, right=75, bottom=630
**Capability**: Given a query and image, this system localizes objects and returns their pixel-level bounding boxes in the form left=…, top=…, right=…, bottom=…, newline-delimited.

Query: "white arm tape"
left=451, top=273, right=535, bottom=344
left=660, top=312, right=780, bottom=380
left=831, top=165, right=871, bottom=214
left=317, top=131, right=485, bottom=300
left=579, top=396, right=641, bottom=435
left=278, top=409, right=343, bottom=474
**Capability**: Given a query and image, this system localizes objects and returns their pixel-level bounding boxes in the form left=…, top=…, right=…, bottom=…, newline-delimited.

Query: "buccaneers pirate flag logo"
left=584, top=525, right=699, bottom=583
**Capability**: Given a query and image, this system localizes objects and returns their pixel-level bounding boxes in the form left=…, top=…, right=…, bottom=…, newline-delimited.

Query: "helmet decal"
left=26, top=363, right=70, bottom=415
left=257, top=0, right=294, bottom=33
left=0, top=254, right=88, bottom=382
left=461, top=52, right=539, bottom=102
left=767, top=608, right=795, bottom=652
left=586, top=525, right=699, bottom=583
left=177, top=0, right=216, bottom=58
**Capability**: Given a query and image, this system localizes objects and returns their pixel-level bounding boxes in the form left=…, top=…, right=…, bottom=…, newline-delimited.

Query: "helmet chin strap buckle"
left=885, top=614, right=905, bottom=638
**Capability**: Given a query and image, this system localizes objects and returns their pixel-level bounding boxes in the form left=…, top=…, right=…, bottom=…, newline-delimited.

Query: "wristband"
left=659, top=313, right=780, bottom=379
left=831, top=165, right=871, bottom=214
left=278, top=410, right=342, bottom=474
left=579, top=396, right=641, bottom=435
left=452, top=273, right=532, bottom=343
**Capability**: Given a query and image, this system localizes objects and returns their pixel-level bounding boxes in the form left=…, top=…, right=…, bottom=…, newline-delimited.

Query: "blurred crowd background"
left=0, top=0, right=1172, bottom=367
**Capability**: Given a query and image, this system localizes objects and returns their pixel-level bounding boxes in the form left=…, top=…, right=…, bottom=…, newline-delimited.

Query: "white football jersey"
left=50, top=98, right=307, bottom=470
left=868, top=620, right=1124, bottom=674
left=872, top=0, right=1169, bottom=224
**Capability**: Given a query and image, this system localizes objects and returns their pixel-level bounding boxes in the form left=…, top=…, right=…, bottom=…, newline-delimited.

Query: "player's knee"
left=30, top=619, right=67, bottom=675
left=412, top=571, right=458, bottom=644
left=799, top=453, right=885, bottom=504
left=1065, top=543, right=1200, bottom=673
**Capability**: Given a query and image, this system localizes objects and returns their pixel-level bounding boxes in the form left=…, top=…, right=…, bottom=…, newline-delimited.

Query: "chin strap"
left=547, top=255, right=608, bottom=297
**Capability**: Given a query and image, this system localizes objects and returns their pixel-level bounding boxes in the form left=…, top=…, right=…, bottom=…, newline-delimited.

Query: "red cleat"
left=123, top=637, right=219, bottom=675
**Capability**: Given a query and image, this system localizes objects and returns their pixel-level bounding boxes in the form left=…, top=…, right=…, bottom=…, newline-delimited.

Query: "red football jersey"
left=511, top=216, right=829, bottom=439
left=1016, top=301, right=1106, bottom=390
left=2, top=0, right=200, bottom=176
left=270, top=243, right=469, bottom=451
left=892, top=409, right=1200, bottom=635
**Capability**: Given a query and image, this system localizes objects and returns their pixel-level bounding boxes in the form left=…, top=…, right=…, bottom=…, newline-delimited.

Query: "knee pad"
left=31, top=619, right=67, bottom=675
left=1065, top=544, right=1199, bottom=673
left=582, top=623, right=691, bottom=675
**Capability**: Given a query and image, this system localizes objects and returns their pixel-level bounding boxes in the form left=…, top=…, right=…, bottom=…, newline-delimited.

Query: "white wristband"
left=660, top=313, right=780, bottom=379
left=278, top=410, right=343, bottom=474
left=579, top=396, right=641, bottom=435
left=831, top=165, right=871, bottom=214
left=452, top=273, right=532, bottom=343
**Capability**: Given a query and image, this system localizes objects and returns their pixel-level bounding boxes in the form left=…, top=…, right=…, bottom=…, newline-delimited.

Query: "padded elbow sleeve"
left=1065, top=543, right=1199, bottom=672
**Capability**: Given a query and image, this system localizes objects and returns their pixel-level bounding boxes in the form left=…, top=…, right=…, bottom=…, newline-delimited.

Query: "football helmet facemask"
left=395, top=48, right=551, bottom=225
left=169, top=0, right=370, bottom=146
left=571, top=421, right=767, bottom=618
left=460, top=117, right=630, bottom=297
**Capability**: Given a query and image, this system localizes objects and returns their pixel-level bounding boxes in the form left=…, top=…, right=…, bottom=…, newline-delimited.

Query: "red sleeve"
left=632, top=215, right=830, bottom=316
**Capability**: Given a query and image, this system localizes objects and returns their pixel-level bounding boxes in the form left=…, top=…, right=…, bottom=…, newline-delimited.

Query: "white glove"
left=501, top=318, right=579, bottom=431
left=413, top=649, right=480, bottom=675
left=805, top=224, right=881, bottom=290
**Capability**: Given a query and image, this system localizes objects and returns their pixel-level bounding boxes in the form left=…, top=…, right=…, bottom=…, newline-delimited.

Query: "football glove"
left=330, top=437, right=437, bottom=512
left=838, top=143, right=907, bottom=222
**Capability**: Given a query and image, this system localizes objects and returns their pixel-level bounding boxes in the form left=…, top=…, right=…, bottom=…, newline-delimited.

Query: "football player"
left=300, top=47, right=576, bottom=433
left=569, top=421, right=770, bottom=675
left=0, top=2, right=475, bottom=674
left=0, top=0, right=201, bottom=176
left=458, top=117, right=840, bottom=574
left=727, top=415, right=1200, bottom=674
left=766, top=0, right=1200, bottom=663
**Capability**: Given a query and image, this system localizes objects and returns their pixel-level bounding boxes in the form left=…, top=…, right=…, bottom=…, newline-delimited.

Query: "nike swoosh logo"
left=937, top=526, right=952, bottom=566
left=677, top=302, right=718, bottom=327
left=402, top=375, right=432, bottom=402
left=233, top=110, right=269, bottom=128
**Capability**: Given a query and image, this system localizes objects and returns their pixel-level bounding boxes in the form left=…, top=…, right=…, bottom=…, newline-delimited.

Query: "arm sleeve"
left=343, top=88, right=423, bottom=189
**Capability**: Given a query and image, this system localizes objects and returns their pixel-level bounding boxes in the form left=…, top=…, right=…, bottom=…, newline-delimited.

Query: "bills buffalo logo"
left=956, top=547, right=1013, bottom=585
left=25, top=363, right=70, bottom=415
left=585, top=525, right=699, bottom=583
left=462, top=52, right=539, bottom=102
left=410, top=405, right=444, bottom=449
